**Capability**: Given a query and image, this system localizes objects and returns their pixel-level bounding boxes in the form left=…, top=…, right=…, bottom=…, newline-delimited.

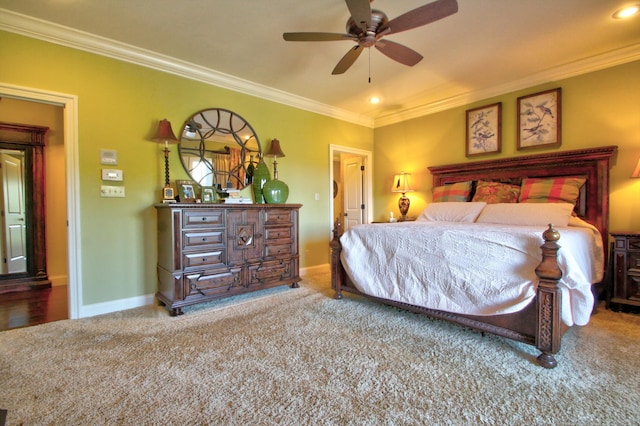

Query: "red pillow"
left=519, top=177, right=586, bottom=205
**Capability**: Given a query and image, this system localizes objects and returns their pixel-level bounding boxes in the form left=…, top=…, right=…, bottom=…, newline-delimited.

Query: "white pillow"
left=417, top=202, right=487, bottom=223
left=475, top=203, right=574, bottom=227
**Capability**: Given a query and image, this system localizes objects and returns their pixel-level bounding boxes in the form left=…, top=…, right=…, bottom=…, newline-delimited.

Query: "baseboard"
left=49, top=274, right=68, bottom=287
left=79, top=293, right=155, bottom=318
left=300, top=264, right=329, bottom=275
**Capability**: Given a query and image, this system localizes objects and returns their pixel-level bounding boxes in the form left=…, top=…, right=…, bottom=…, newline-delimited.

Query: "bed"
left=330, top=146, right=617, bottom=368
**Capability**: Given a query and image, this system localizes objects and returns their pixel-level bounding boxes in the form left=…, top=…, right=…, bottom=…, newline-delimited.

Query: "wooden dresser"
left=156, top=203, right=302, bottom=315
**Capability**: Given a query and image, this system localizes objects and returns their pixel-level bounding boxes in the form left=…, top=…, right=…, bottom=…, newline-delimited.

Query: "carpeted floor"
left=1, top=268, right=639, bottom=425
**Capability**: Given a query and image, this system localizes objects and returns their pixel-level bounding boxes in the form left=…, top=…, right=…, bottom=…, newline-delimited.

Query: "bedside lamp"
left=151, top=119, right=180, bottom=203
left=392, top=172, right=414, bottom=221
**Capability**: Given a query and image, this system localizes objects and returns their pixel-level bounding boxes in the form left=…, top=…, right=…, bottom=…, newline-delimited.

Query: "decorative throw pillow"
left=432, top=181, right=472, bottom=202
left=471, top=181, right=520, bottom=204
left=519, top=177, right=586, bottom=205
left=417, top=202, right=487, bottom=223
left=476, top=202, right=574, bottom=227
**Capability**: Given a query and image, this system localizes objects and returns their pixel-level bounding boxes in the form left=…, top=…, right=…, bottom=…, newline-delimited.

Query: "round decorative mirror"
left=178, top=108, right=261, bottom=190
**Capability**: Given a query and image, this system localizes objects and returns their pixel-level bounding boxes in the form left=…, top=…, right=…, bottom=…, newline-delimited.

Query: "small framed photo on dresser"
left=176, top=180, right=197, bottom=203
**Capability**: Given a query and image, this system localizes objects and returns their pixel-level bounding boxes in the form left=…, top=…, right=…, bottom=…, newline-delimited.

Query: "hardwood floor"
left=0, top=286, right=68, bottom=331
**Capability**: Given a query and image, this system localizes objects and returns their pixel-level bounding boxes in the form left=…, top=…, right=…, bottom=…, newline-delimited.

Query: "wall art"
left=517, top=88, right=561, bottom=150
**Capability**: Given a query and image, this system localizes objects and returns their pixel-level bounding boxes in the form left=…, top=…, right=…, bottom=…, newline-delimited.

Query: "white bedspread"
left=339, top=221, right=604, bottom=326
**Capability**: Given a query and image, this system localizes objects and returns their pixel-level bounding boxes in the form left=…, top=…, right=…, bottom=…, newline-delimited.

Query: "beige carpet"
left=1, top=268, right=639, bottom=425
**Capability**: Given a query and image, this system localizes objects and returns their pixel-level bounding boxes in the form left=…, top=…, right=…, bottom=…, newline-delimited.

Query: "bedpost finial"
left=543, top=224, right=560, bottom=243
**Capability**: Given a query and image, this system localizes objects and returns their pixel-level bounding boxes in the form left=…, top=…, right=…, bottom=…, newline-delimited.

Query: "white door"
left=1, top=152, right=27, bottom=273
left=342, top=154, right=365, bottom=230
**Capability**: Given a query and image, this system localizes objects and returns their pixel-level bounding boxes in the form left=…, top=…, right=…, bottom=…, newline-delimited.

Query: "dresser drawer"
left=183, top=250, right=225, bottom=269
left=264, top=209, right=292, bottom=224
left=183, top=210, right=225, bottom=228
left=182, top=230, right=225, bottom=250
left=249, top=258, right=294, bottom=285
left=264, top=225, right=292, bottom=242
left=264, top=243, right=293, bottom=257
left=627, top=238, right=640, bottom=252
left=184, top=268, right=243, bottom=298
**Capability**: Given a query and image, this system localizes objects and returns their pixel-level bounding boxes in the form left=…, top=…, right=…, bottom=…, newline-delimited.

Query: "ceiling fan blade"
left=345, top=0, right=371, bottom=29
left=375, top=40, right=423, bottom=67
left=332, top=45, right=364, bottom=75
left=382, top=0, right=458, bottom=35
left=283, top=32, right=355, bottom=42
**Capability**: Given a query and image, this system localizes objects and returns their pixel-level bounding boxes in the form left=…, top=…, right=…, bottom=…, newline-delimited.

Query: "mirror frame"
left=0, top=122, right=51, bottom=292
left=178, top=108, right=261, bottom=191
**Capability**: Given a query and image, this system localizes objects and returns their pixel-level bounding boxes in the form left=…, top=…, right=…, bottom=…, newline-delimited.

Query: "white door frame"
left=0, top=82, right=82, bottom=319
left=329, top=144, right=373, bottom=236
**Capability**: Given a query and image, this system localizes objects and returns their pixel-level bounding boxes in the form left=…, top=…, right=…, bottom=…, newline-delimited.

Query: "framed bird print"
left=465, top=102, right=501, bottom=157
left=517, top=88, right=561, bottom=150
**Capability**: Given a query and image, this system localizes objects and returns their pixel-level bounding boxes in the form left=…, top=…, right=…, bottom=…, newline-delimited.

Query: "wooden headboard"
left=428, top=146, right=617, bottom=242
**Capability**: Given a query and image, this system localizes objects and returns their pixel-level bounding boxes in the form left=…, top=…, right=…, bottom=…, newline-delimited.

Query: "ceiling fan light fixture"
left=612, top=4, right=639, bottom=19
left=369, top=96, right=381, bottom=104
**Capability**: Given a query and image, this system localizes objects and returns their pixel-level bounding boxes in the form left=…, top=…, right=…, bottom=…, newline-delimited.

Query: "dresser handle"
left=202, top=237, right=207, bottom=242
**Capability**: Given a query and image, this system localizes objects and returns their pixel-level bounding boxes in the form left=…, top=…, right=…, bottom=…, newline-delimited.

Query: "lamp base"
left=398, top=194, right=410, bottom=221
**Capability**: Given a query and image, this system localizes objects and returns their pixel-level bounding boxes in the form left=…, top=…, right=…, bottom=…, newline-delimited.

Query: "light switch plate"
left=100, top=185, right=125, bottom=198
left=101, top=169, right=123, bottom=181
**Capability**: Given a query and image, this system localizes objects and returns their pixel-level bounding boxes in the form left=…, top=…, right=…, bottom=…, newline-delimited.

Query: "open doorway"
left=329, top=145, right=373, bottom=234
left=0, top=83, right=80, bottom=320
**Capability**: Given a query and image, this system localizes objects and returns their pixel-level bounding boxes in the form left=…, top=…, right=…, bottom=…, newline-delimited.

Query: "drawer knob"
left=202, top=237, right=207, bottom=242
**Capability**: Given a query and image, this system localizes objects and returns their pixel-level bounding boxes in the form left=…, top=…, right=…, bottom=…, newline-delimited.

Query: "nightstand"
left=608, top=232, right=640, bottom=312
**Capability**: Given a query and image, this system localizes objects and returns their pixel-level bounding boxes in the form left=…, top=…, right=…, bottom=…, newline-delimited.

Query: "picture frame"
left=176, top=179, right=197, bottom=203
left=517, top=88, right=561, bottom=150
left=201, top=186, right=217, bottom=204
left=465, top=102, right=501, bottom=157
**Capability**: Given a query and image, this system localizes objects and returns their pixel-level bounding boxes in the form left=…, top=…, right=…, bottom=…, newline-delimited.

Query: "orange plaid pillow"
left=432, top=181, right=472, bottom=202
left=519, top=177, right=586, bottom=205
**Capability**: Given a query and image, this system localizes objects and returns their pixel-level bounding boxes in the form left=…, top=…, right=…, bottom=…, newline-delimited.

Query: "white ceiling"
left=1, top=0, right=639, bottom=127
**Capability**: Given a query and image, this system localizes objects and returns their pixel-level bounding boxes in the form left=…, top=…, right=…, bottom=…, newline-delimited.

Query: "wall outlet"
left=100, top=185, right=125, bottom=198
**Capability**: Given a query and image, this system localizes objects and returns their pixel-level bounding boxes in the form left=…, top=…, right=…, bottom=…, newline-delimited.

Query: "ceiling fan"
left=282, top=0, right=458, bottom=75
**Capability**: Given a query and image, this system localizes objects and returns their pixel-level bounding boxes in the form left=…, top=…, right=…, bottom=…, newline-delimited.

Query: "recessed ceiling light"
left=612, top=4, right=639, bottom=19
left=369, top=96, right=381, bottom=104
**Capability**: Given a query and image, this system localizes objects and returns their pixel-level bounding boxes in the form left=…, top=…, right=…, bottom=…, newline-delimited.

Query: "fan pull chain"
left=368, top=48, right=371, bottom=83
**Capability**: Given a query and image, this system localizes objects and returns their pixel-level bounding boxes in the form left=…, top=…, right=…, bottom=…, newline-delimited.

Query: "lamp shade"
left=265, top=138, right=286, bottom=158
left=391, top=172, right=414, bottom=193
left=151, top=119, right=179, bottom=144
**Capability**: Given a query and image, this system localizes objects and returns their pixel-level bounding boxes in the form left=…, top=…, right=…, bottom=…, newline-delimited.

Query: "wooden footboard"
left=330, top=219, right=564, bottom=369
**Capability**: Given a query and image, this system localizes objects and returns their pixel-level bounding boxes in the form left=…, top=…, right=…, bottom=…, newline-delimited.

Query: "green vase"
left=263, top=179, right=289, bottom=204
left=252, top=156, right=271, bottom=203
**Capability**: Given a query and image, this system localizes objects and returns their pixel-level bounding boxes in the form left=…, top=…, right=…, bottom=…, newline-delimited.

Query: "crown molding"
left=374, top=43, right=640, bottom=128
left=0, top=9, right=374, bottom=128
left=2, top=9, right=637, bottom=130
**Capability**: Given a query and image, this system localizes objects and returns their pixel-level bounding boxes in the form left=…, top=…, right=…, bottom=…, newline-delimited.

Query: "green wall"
left=0, top=31, right=373, bottom=307
left=374, top=60, right=640, bottom=234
